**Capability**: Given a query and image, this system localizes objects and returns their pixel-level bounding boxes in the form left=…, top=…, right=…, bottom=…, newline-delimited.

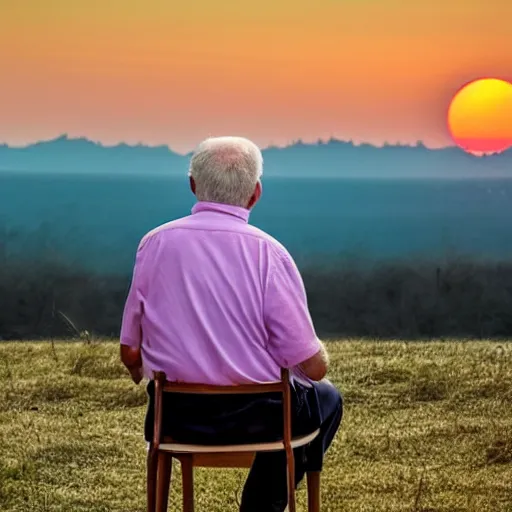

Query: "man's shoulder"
left=244, top=224, right=291, bottom=260
left=138, top=216, right=192, bottom=250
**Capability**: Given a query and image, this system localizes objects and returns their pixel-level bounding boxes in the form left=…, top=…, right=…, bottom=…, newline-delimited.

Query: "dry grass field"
left=0, top=340, right=511, bottom=511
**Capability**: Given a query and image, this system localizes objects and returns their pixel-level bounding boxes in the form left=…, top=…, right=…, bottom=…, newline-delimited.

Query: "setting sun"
left=447, top=78, right=512, bottom=155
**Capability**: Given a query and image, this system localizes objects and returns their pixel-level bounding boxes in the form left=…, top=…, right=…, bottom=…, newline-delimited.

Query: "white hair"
left=188, top=136, right=263, bottom=208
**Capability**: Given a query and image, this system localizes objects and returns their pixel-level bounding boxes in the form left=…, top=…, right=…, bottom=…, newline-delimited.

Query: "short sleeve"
left=264, top=245, right=321, bottom=368
left=120, top=237, right=151, bottom=348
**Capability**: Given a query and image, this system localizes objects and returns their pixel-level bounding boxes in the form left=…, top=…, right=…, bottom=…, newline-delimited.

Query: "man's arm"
left=120, top=345, right=143, bottom=385
left=264, top=244, right=329, bottom=381
left=119, top=240, right=149, bottom=385
left=298, top=340, right=329, bottom=382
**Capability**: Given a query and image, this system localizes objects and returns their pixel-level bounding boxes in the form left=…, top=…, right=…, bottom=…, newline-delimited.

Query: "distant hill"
left=0, top=135, right=510, bottom=178
left=0, top=136, right=183, bottom=175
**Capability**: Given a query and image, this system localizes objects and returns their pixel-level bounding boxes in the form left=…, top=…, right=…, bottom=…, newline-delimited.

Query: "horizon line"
left=0, top=133, right=464, bottom=155
left=2, top=134, right=510, bottom=158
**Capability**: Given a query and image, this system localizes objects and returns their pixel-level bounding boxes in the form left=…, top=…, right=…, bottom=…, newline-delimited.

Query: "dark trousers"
left=145, top=379, right=343, bottom=512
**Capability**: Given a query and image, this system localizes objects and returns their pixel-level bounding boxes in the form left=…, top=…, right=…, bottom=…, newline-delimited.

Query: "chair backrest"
left=152, top=368, right=292, bottom=450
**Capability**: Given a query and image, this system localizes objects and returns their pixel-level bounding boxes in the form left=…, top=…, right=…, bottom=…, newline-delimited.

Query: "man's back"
left=120, top=201, right=321, bottom=385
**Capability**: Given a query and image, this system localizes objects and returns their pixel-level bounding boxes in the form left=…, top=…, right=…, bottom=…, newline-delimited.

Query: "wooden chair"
left=147, top=368, right=322, bottom=512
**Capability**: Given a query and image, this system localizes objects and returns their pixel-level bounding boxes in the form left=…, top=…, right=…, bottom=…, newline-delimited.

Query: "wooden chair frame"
left=146, top=368, right=321, bottom=512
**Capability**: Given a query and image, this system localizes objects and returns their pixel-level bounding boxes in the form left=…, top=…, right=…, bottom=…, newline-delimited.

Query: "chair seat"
left=159, top=428, right=320, bottom=454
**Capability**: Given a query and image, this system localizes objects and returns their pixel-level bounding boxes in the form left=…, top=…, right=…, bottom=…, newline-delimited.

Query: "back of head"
left=188, top=136, right=263, bottom=208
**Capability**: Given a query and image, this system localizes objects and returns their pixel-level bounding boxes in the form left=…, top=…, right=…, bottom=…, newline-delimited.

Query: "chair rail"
left=155, top=370, right=287, bottom=395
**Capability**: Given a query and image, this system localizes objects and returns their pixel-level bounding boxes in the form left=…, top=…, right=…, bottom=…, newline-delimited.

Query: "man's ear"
left=247, top=181, right=262, bottom=209
left=189, top=176, right=196, bottom=195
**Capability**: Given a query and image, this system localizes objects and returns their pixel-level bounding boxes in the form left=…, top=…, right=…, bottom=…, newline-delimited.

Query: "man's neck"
left=191, top=201, right=251, bottom=223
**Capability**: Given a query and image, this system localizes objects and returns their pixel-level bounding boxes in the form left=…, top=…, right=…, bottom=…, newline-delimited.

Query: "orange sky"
left=0, top=0, right=511, bottom=154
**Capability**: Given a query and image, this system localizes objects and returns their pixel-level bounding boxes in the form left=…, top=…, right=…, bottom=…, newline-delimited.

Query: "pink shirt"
left=120, top=201, right=321, bottom=385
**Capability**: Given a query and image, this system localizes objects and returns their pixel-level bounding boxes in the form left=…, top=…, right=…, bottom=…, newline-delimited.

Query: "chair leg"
left=156, top=452, right=173, bottom=512
left=307, top=471, right=321, bottom=512
left=286, top=449, right=296, bottom=512
left=147, top=448, right=158, bottom=512
left=181, top=455, right=194, bottom=512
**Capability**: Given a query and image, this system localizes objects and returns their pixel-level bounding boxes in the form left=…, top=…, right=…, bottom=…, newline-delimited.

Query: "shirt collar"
left=191, top=201, right=251, bottom=223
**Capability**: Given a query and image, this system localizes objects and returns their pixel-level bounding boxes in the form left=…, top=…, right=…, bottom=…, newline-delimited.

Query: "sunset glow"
left=1, top=1, right=511, bottom=152
left=447, top=78, right=512, bottom=155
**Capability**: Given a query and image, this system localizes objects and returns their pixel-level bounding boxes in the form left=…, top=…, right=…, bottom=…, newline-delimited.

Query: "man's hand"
left=128, top=365, right=143, bottom=385
left=120, top=345, right=144, bottom=385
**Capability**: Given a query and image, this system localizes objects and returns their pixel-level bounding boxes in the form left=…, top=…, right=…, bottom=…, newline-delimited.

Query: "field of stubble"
left=0, top=340, right=511, bottom=511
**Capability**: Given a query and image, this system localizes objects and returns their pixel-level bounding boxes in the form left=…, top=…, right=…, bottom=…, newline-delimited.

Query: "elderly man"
left=120, top=136, right=343, bottom=512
